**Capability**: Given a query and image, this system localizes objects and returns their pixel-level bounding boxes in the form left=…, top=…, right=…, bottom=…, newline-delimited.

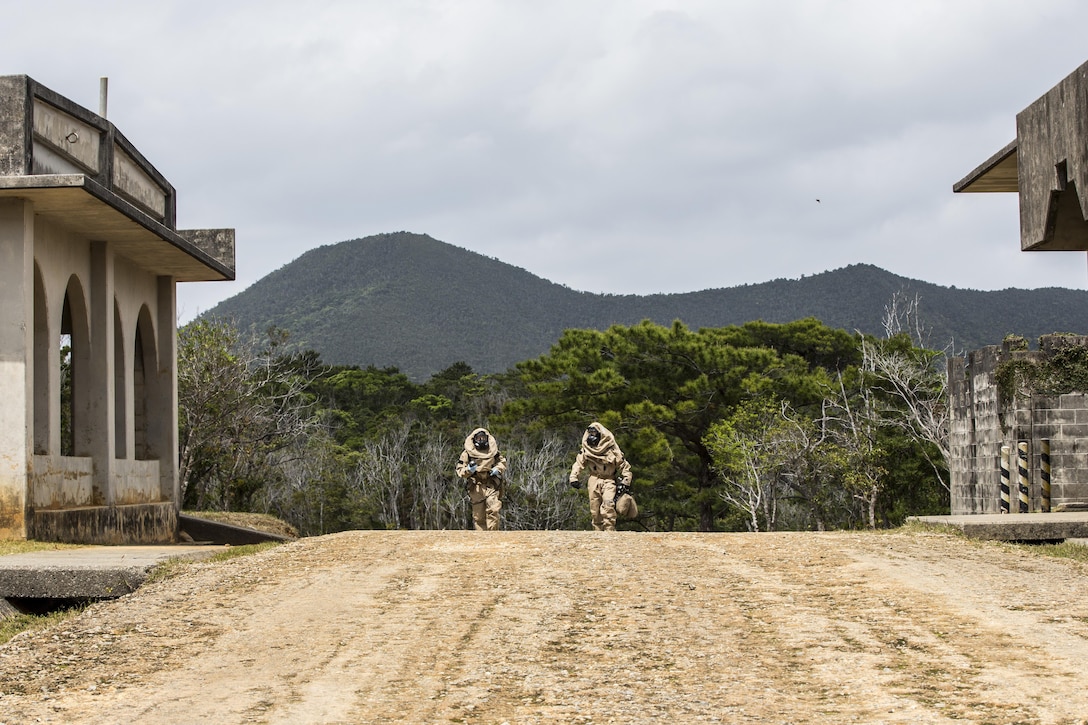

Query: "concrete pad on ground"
left=0, top=545, right=227, bottom=600
left=909, top=512, right=1088, bottom=541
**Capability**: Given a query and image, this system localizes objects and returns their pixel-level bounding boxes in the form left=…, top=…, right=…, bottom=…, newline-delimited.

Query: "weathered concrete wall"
left=30, top=457, right=161, bottom=509
left=949, top=335, right=1088, bottom=514
left=112, top=459, right=162, bottom=505
left=0, top=76, right=29, bottom=177
left=28, top=502, right=177, bottom=545
left=32, top=97, right=102, bottom=176
left=180, top=229, right=236, bottom=270
left=0, top=199, right=32, bottom=539
left=29, top=455, right=94, bottom=508
left=1016, top=60, right=1088, bottom=251
left=24, top=457, right=161, bottom=510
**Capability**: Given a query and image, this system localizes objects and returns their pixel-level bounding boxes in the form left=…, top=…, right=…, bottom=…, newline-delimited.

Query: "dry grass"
left=182, top=511, right=299, bottom=538
left=0, top=607, right=84, bottom=646
left=0, top=540, right=83, bottom=557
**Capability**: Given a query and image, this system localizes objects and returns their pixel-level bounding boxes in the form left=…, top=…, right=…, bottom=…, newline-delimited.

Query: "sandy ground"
left=2, top=529, right=1088, bottom=724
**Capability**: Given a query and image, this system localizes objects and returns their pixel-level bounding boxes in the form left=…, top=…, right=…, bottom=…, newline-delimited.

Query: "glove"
left=569, top=479, right=581, bottom=490
left=616, top=482, right=631, bottom=498
left=490, top=467, right=502, bottom=478
left=467, top=462, right=477, bottom=474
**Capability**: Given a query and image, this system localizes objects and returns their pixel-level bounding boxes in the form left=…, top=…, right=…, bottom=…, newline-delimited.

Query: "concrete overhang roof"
left=953, top=139, right=1018, bottom=193
left=0, top=173, right=234, bottom=282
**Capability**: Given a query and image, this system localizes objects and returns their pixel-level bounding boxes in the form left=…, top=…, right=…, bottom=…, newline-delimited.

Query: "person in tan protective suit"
left=456, top=427, right=507, bottom=531
left=568, top=422, right=633, bottom=531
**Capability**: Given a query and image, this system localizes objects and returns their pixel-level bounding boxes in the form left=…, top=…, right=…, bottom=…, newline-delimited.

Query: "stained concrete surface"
left=909, top=511, right=1088, bottom=541
left=0, top=516, right=287, bottom=610
left=0, top=545, right=226, bottom=601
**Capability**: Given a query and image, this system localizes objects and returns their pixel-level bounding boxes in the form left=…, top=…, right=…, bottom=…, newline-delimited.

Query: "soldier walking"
left=568, top=422, right=632, bottom=531
left=456, top=427, right=507, bottom=531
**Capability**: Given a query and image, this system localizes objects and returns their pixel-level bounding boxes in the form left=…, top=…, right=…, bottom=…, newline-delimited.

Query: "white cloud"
left=4, top=0, right=1088, bottom=321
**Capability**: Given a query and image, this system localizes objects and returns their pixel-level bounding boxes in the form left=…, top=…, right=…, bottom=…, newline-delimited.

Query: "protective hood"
left=464, top=427, right=499, bottom=460
left=581, top=422, right=621, bottom=463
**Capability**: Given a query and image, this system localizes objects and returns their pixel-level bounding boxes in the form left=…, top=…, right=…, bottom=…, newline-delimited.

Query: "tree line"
left=179, top=309, right=950, bottom=535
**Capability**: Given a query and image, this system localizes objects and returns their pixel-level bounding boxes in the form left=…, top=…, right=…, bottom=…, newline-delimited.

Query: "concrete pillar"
left=0, top=199, right=33, bottom=538
left=32, top=263, right=53, bottom=455
left=88, top=240, right=115, bottom=505
left=154, top=276, right=178, bottom=506
left=114, top=303, right=130, bottom=460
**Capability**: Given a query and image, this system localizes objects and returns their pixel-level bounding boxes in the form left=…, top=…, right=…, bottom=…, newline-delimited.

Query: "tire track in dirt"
left=2, top=529, right=1088, bottom=724
left=707, top=534, right=1050, bottom=723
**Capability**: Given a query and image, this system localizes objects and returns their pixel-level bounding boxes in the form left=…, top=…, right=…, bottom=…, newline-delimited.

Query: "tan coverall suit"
left=568, top=422, right=632, bottom=532
left=456, top=428, right=507, bottom=531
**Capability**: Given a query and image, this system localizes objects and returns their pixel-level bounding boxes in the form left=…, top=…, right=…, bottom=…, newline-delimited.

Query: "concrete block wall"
left=948, top=335, right=1088, bottom=514
left=1030, top=394, right=1088, bottom=505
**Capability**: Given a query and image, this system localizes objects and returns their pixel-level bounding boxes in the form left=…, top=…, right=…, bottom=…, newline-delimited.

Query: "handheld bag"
left=615, top=492, right=638, bottom=520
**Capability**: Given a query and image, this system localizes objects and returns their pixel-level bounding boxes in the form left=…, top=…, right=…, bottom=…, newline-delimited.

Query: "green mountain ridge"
left=203, top=231, right=1088, bottom=380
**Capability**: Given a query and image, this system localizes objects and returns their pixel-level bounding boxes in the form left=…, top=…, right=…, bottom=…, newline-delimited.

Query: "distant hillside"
left=202, top=232, right=1088, bottom=380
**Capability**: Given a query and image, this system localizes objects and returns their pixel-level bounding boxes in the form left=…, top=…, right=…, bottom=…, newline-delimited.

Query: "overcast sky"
left=6, top=1, right=1088, bottom=322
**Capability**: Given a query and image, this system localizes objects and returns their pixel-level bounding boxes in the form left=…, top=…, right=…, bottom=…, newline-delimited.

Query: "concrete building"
left=951, top=61, right=1088, bottom=515
left=955, top=60, right=1088, bottom=253
left=0, top=76, right=234, bottom=543
left=947, top=335, right=1088, bottom=514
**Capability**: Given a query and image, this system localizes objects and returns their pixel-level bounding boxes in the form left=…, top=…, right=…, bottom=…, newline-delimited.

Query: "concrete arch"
left=134, top=304, right=157, bottom=460
left=61, top=274, right=91, bottom=458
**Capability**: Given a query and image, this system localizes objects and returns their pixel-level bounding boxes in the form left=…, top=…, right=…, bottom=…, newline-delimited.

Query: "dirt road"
left=2, top=529, right=1088, bottom=724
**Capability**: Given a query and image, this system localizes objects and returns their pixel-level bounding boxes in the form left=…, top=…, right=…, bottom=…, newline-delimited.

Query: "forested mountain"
left=202, top=231, right=1088, bottom=380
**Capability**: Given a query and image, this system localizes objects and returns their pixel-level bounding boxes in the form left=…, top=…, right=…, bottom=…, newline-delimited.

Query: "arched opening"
left=61, top=276, right=91, bottom=458
left=32, top=263, right=49, bottom=455
left=114, top=302, right=127, bottom=459
left=60, top=302, right=73, bottom=457
left=134, top=305, right=156, bottom=460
